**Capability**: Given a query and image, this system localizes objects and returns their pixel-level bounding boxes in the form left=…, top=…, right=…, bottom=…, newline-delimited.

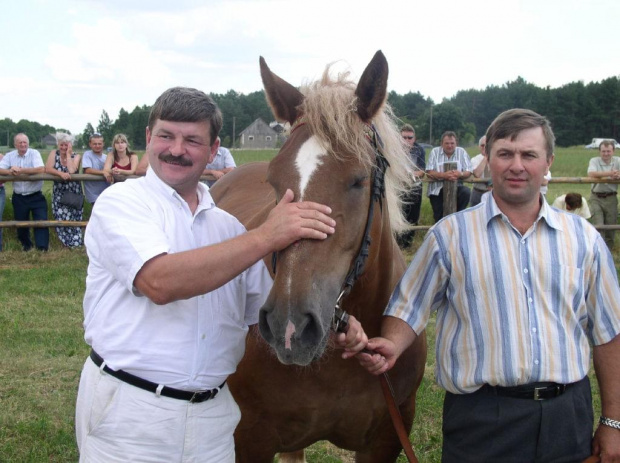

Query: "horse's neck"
left=346, top=207, right=404, bottom=338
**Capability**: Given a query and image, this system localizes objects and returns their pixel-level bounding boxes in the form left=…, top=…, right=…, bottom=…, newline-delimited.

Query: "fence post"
left=442, top=161, right=458, bottom=217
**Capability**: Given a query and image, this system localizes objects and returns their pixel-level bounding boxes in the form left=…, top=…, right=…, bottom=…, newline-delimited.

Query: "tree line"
left=1, top=76, right=618, bottom=150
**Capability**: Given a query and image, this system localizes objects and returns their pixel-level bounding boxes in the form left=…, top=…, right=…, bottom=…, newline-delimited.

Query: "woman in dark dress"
left=44, top=132, right=83, bottom=247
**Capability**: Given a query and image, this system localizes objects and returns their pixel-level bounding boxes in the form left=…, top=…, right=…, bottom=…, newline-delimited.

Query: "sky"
left=2, top=0, right=619, bottom=136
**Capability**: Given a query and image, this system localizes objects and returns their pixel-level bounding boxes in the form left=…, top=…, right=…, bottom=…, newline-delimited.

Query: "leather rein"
left=272, top=119, right=418, bottom=463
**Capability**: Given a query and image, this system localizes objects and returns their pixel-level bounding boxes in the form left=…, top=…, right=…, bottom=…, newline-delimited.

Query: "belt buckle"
left=190, top=389, right=212, bottom=403
left=534, top=387, right=545, bottom=400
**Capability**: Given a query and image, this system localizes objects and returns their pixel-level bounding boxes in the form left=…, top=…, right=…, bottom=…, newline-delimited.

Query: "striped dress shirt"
left=386, top=195, right=620, bottom=394
left=426, top=146, right=472, bottom=196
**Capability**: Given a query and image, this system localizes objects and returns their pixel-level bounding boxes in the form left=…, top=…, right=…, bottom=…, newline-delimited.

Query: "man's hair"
left=485, top=108, right=555, bottom=160
left=14, top=133, right=28, bottom=143
left=564, top=193, right=583, bottom=210
left=599, top=140, right=616, bottom=151
left=400, top=124, right=415, bottom=135
left=479, top=135, right=486, bottom=146
left=89, top=133, right=103, bottom=141
left=148, top=87, right=223, bottom=144
left=441, top=131, right=458, bottom=142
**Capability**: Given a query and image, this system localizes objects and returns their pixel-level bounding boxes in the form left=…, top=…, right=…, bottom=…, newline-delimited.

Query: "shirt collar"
left=144, top=168, right=215, bottom=213
left=485, top=193, right=562, bottom=232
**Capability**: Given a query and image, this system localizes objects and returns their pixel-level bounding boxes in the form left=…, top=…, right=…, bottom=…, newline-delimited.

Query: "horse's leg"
left=277, top=450, right=306, bottom=463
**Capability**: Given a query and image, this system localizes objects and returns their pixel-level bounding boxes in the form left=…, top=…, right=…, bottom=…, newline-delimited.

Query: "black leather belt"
left=482, top=382, right=569, bottom=400
left=90, top=350, right=225, bottom=403
left=593, top=192, right=617, bottom=198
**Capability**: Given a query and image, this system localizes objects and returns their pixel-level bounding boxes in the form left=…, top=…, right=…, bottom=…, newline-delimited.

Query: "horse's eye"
left=351, top=175, right=369, bottom=189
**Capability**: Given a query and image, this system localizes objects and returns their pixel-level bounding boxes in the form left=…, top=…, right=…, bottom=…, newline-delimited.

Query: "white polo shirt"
left=83, top=169, right=272, bottom=390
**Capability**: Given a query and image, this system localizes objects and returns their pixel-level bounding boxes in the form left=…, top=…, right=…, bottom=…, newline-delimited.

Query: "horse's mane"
left=298, top=66, right=415, bottom=234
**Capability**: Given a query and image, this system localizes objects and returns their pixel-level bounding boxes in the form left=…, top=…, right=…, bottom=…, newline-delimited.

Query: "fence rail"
left=1, top=175, right=620, bottom=231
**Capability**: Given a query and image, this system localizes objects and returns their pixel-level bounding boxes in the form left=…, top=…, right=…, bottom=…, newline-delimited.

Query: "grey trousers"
left=590, top=194, right=617, bottom=249
left=442, top=377, right=593, bottom=463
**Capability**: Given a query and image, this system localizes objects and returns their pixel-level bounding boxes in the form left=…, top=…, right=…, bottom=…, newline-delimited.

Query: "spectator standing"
left=82, top=133, right=111, bottom=204
left=75, top=87, right=361, bottom=461
left=469, top=136, right=491, bottom=207
left=552, top=192, right=592, bottom=219
left=0, top=133, right=49, bottom=251
left=396, top=124, right=425, bottom=248
left=0, top=152, right=4, bottom=251
left=45, top=132, right=84, bottom=248
left=426, top=131, right=472, bottom=222
left=103, top=133, right=138, bottom=183
left=587, top=140, right=620, bottom=249
left=355, top=109, right=620, bottom=462
left=203, top=137, right=236, bottom=187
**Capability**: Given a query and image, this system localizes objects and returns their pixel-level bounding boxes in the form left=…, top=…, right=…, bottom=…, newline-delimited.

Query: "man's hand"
left=337, top=315, right=368, bottom=359
left=9, top=166, right=21, bottom=175
left=592, top=423, right=620, bottom=462
left=356, top=337, right=397, bottom=375
left=257, top=189, right=335, bottom=252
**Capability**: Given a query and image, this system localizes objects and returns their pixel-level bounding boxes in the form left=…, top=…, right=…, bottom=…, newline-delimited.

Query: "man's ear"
left=209, top=137, right=220, bottom=163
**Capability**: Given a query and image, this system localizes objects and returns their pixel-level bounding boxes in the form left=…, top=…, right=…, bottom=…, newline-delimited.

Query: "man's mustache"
left=158, top=153, right=193, bottom=167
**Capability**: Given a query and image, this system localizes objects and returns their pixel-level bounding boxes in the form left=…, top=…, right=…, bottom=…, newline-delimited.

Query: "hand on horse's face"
left=261, top=188, right=335, bottom=252
left=337, top=315, right=368, bottom=358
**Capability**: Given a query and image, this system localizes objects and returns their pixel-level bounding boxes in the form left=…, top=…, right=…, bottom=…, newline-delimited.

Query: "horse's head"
left=258, top=51, right=413, bottom=365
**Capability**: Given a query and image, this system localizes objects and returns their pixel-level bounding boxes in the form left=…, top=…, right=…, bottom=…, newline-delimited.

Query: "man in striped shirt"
left=356, top=109, right=620, bottom=461
left=426, top=131, right=472, bottom=223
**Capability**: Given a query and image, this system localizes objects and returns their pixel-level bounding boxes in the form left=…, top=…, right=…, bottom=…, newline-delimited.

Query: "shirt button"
left=532, top=327, right=537, bottom=333
left=528, top=297, right=533, bottom=303
left=201, top=334, right=206, bottom=340
left=521, top=240, right=525, bottom=244
left=523, top=268, right=529, bottom=274
left=534, top=360, right=539, bottom=365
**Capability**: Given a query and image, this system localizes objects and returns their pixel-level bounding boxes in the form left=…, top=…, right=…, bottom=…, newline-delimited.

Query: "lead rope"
left=332, top=310, right=418, bottom=463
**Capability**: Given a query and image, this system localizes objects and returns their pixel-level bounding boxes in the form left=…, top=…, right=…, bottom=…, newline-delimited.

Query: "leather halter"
left=270, top=118, right=390, bottom=329
left=332, top=123, right=389, bottom=331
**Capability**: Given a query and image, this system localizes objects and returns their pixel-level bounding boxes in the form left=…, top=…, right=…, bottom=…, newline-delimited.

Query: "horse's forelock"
left=298, top=66, right=415, bottom=234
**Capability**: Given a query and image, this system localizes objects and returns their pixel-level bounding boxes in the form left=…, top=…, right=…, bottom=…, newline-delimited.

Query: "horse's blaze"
left=284, top=319, right=296, bottom=350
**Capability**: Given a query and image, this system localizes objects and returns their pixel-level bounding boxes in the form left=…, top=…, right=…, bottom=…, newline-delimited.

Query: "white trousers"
left=75, top=357, right=240, bottom=462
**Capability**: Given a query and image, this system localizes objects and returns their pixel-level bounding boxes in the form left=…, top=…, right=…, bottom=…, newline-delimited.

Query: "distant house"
left=42, top=134, right=57, bottom=146
left=239, top=118, right=281, bottom=149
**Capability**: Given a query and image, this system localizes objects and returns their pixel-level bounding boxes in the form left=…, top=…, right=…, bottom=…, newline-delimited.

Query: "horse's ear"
left=355, top=50, right=388, bottom=123
left=260, top=57, right=304, bottom=125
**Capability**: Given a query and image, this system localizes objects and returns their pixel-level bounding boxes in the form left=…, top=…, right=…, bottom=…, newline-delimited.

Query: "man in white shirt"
left=587, top=140, right=620, bottom=249
left=0, top=133, right=49, bottom=251
left=75, top=87, right=365, bottom=462
left=203, top=137, right=236, bottom=187
left=426, top=131, right=472, bottom=222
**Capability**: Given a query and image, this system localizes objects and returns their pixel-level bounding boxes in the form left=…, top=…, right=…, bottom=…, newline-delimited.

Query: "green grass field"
left=0, top=145, right=613, bottom=461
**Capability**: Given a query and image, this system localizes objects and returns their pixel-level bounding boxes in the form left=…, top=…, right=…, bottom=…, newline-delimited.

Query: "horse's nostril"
left=258, top=309, right=275, bottom=345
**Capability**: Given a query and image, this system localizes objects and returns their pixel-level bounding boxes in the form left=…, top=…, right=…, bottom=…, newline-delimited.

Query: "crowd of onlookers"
left=397, top=126, right=619, bottom=251
left=0, top=132, right=236, bottom=251
left=0, top=130, right=617, bottom=252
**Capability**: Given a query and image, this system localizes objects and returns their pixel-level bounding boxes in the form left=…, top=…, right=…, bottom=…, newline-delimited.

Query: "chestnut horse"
left=210, top=51, right=427, bottom=462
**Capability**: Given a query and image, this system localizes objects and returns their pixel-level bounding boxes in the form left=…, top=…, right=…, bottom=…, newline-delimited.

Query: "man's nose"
left=169, top=138, right=185, bottom=156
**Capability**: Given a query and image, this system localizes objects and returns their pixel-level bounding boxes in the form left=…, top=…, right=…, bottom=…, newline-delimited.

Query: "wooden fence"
left=1, top=174, right=620, bottom=231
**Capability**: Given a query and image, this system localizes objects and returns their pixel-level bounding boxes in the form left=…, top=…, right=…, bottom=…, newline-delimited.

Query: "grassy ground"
left=0, top=145, right=614, bottom=461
